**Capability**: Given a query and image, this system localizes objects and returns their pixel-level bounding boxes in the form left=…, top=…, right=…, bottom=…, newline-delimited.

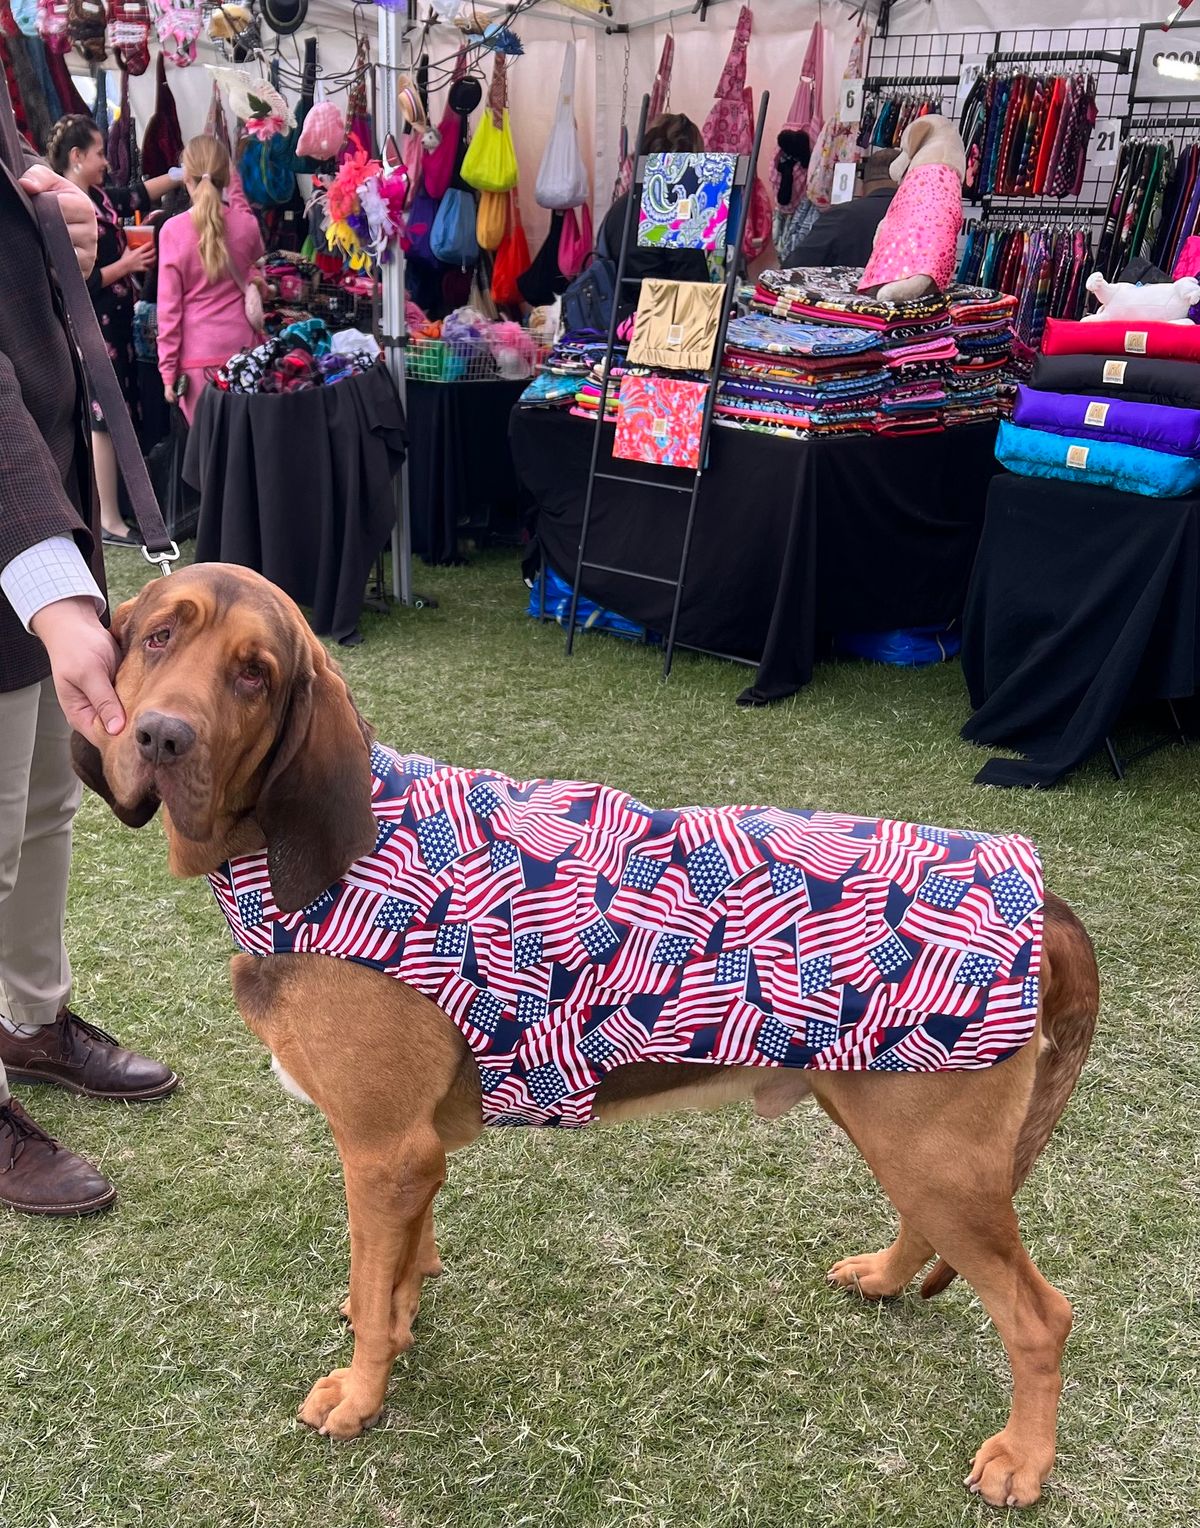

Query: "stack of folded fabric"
left=736, top=267, right=1017, bottom=437
left=716, top=313, right=887, bottom=435
left=997, top=315, right=1200, bottom=497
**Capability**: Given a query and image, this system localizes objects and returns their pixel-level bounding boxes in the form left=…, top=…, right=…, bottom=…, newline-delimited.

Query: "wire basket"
left=405, top=335, right=549, bottom=384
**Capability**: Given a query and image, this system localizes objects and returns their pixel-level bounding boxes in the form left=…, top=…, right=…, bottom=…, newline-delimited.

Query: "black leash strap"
left=1, top=74, right=177, bottom=575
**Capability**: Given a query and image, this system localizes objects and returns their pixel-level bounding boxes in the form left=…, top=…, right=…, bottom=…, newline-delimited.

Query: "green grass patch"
left=1, top=549, right=1197, bottom=1527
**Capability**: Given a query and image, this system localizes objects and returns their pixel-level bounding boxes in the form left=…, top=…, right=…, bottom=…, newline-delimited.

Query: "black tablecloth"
left=409, top=378, right=527, bottom=565
left=961, top=473, right=1200, bottom=788
left=510, top=410, right=999, bottom=703
left=185, top=364, right=407, bottom=643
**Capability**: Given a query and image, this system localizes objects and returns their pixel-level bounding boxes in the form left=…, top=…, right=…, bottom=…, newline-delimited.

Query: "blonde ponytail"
left=182, top=135, right=233, bottom=283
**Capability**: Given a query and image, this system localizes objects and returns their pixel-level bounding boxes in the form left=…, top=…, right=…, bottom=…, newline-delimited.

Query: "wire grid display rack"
left=405, top=335, right=550, bottom=384
left=864, top=25, right=1143, bottom=226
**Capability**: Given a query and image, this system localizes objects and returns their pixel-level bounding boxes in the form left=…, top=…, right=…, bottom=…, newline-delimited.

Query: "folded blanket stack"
left=731, top=268, right=1017, bottom=438
left=715, top=314, right=886, bottom=435
left=1001, top=316, right=1200, bottom=498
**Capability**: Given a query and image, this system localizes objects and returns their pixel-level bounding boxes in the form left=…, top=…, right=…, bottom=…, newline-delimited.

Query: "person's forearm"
left=142, top=173, right=177, bottom=202
left=99, top=259, right=127, bottom=288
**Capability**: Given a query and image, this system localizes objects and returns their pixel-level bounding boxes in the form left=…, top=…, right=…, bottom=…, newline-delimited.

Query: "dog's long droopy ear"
left=255, top=634, right=377, bottom=914
left=69, top=596, right=160, bottom=827
left=70, top=731, right=162, bottom=827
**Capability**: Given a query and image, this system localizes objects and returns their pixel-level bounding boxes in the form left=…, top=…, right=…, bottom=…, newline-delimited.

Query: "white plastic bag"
left=535, top=42, right=590, bottom=211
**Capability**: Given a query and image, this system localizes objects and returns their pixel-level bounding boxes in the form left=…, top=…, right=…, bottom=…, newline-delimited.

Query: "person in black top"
left=601, top=113, right=710, bottom=315
left=781, top=149, right=899, bottom=269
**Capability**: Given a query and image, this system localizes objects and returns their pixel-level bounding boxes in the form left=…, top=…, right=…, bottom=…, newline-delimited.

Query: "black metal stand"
left=564, top=91, right=770, bottom=680
left=1103, top=700, right=1189, bottom=781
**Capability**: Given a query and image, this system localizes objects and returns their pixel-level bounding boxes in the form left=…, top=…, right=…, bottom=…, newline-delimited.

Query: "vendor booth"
left=3, top=0, right=1198, bottom=778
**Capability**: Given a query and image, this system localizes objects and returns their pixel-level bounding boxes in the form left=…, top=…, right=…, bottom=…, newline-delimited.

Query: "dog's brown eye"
left=145, top=628, right=171, bottom=650
left=241, top=664, right=265, bottom=687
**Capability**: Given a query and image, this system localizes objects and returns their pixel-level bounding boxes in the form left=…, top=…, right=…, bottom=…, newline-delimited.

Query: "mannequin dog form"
left=72, top=564, right=1099, bottom=1510
left=859, top=114, right=966, bottom=303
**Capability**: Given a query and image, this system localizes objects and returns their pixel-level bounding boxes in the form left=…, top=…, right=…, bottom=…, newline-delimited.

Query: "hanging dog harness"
left=211, top=745, right=1044, bottom=1128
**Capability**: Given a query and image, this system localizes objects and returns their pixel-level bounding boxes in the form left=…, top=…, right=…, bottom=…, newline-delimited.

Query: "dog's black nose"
left=135, top=711, right=196, bottom=765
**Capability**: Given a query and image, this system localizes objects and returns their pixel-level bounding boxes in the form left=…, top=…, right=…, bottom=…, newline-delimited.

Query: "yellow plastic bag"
left=461, top=108, right=519, bottom=194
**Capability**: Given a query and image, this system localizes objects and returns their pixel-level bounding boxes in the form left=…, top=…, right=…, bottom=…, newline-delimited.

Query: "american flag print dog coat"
left=210, top=745, right=1044, bottom=1128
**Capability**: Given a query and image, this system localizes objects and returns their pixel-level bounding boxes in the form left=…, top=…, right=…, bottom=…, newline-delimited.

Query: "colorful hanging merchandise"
left=702, top=2, right=770, bottom=258
left=340, top=37, right=373, bottom=163
left=296, top=84, right=345, bottom=161
left=771, top=19, right=823, bottom=236
left=858, top=89, right=944, bottom=151
left=807, top=24, right=865, bottom=208
left=462, top=53, right=517, bottom=194
left=203, top=77, right=232, bottom=153
left=613, top=31, right=672, bottom=204
left=107, top=65, right=134, bottom=186
left=959, top=67, right=1099, bottom=201
left=957, top=221, right=1093, bottom=349
left=105, top=0, right=150, bottom=74
left=150, top=0, right=199, bottom=66
left=423, top=45, right=469, bottom=198
left=492, top=187, right=530, bottom=306
left=35, top=0, right=71, bottom=53
left=139, top=52, right=182, bottom=177
left=536, top=40, right=590, bottom=211
left=66, top=0, right=106, bottom=63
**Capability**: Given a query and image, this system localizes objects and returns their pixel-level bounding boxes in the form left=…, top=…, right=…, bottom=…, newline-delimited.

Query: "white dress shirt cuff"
left=0, top=536, right=106, bottom=632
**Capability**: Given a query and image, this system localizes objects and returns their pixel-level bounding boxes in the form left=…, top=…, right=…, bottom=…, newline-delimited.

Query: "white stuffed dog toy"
left=1083, top=271, right=1200, bottom=323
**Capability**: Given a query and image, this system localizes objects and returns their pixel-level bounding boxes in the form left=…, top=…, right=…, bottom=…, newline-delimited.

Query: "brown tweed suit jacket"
left=0, top=74, right=105, bottom=694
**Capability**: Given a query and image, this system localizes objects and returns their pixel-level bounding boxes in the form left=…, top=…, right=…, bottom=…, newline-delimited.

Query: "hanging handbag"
left=140, top=52, right=183, bottom=177
left=702, top=3, right=770, bottom=258
left=107, top=66, right=132, bottom=186
left=296, top=89, right=344, bottom=162
left=491, top=190, right=530, bottom=306
left=203, top=77, right=231, bottom=154
left=338, top=37, right=373, bottom=164
left=536, top=41, right=590, bottom=211
left=405, top=183, right=439, bottom=263
left=557, top=200, right=591, bottom=279
left=461, top=53, right=517, bottom=194
left=422, top=44, right=468, bottom=198
left=476, top=188, right=507, bottom=251
left=431, top=186, right=478, bottom=267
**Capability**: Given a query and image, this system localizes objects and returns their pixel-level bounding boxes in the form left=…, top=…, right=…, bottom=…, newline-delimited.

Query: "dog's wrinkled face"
left=72, top=563, right=378, bottom=912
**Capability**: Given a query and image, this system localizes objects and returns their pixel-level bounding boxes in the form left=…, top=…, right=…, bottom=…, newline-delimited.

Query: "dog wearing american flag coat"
left=72, top=564, right=1099, bottom=1510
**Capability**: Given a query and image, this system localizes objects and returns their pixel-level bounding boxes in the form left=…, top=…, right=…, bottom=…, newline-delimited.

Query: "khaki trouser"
left=0, top=677, right=79, bottom=1105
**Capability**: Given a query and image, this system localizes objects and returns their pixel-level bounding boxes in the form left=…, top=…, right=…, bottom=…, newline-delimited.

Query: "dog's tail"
left=920, top=892, right=1099, bottom=1299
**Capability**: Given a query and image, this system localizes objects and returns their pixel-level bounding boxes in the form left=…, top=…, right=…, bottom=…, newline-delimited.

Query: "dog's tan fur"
left=73, top=564, right=1099, bottom=1509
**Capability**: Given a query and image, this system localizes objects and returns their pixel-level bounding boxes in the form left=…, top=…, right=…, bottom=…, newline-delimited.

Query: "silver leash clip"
left=141, top=542, right=181, bottom=577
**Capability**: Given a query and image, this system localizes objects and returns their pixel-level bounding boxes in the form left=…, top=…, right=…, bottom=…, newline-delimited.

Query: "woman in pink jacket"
left=157, top=135, right=264, bottom=424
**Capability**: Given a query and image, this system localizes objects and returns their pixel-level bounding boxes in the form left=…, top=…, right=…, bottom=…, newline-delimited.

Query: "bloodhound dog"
left=73, top=564, right=1099, bottom=1509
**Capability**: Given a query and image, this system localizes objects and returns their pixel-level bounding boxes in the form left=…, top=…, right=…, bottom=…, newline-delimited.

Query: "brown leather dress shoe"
left=0, top=1009, right=179, bottom=1101
left=0, top=1099, right=116, bottom=1216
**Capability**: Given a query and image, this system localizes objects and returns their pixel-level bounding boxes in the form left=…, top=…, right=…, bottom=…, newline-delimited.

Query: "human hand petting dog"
left=18, top=164, right=98, bottom=278
left=31, top=596, right=125, bottom=737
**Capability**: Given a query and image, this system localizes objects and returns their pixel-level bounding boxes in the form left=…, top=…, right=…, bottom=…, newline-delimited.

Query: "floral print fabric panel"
left=638, top=153, right=737, bottom=252
left=614, top=374, right=707, bottom=469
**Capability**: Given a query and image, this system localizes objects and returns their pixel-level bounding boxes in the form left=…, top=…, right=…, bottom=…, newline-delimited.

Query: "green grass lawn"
left=3, top=548, right=1197, bottom=1528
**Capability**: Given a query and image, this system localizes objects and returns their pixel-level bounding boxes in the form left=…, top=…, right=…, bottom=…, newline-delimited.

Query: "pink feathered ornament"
left=296, top=98, right=344, bottom=161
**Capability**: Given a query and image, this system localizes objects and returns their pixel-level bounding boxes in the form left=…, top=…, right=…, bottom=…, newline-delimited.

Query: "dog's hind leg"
left=299, top=1126, right=446, bottom=1439
left=815, top=1054, right=1073, bottom=1509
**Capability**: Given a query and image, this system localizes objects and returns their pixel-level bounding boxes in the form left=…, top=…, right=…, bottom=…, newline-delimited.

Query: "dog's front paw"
left=297, top=1368, right=385, bottom=1439
left=966, top=1428, right=1053, bottom=1508
left=827, top=1250, right=911, bottom=1300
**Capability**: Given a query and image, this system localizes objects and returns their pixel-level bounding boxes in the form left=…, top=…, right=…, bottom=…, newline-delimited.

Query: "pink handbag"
left=557, top=201, right=592, bottom=279
left=702, top=4, right=771, bottom=259
left=422, top=46, right=468, bottom=199
left=613, top=33, right=672, bottom=204
left=771, top=22, right=824, bottom=215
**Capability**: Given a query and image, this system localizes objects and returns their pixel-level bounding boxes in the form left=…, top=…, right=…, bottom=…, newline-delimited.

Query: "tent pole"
left=378, top=0, right=413, bottom=606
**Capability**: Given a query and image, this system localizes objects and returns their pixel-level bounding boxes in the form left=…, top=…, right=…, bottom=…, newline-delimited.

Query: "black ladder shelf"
left=563, top=89, right=770, bottom=679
